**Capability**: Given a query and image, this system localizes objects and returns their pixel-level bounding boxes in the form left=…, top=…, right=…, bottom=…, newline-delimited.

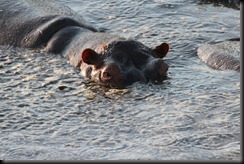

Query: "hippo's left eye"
left=103, top=72, right=111, bottom=79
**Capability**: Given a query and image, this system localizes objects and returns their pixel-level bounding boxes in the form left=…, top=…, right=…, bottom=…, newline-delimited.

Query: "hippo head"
left=79, top=40, right=169, bottom=87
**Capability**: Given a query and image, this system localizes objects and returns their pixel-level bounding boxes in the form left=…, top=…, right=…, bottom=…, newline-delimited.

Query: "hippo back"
left=197, top=41, right=240, bottom=72
left=0, top=0, right=98, bottom=48
left=18, top=0, right=96, bottom=27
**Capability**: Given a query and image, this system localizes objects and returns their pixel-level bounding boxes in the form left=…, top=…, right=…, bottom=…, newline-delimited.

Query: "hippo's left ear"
left=152, top=43, right=169, bottom=58
left=82, top=48, right=101, bottom=65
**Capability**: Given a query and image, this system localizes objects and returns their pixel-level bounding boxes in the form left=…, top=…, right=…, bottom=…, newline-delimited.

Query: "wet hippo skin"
left=197, top=40, right=240, bottom=72
left=196, top=0, right=240, bottom=72
left=0, top=0, right=170, bottom=88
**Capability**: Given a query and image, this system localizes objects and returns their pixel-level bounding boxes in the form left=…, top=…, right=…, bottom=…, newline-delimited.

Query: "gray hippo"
left=197, top=0, right=240, bottom=72
left=197, top=39, right=240, bottom=72
left=199, top=0, right=240, bottom=9
left=0, top=0, right=169, bottom=88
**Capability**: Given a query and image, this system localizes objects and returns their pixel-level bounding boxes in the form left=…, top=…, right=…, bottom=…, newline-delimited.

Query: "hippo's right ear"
left=82, top=48, right=101, bottom=65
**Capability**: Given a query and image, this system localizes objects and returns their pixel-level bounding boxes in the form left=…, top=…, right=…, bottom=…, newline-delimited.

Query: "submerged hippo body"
left=197, top=0, right=240, bottom=72
left=0, top=0, right=169, bottom=87
left=199, top=0, right=240, bottom=9
left=197, top=40, right=240, bottom=72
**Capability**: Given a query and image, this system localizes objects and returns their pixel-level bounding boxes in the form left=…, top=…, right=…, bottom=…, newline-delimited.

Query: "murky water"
left=0, top=0, right=240, bottom=160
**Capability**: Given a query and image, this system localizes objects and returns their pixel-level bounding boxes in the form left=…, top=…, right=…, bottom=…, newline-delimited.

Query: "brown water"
left=0, top=0, right=240, bottom=160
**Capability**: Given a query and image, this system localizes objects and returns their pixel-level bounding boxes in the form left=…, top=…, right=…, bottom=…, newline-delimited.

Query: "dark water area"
left=0, top=0, right=240, bottom=160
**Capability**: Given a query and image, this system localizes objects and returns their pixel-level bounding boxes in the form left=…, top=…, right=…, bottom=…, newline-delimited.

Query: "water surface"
left=0, top=0, right=240, bottom=160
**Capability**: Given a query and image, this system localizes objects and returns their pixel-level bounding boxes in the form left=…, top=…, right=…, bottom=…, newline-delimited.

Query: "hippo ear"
left=82, top=48, right=100, bottom=65
left=152, top=43, right=169, bottom=58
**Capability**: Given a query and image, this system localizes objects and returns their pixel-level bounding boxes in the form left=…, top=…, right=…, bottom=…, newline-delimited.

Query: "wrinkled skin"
left=197, top=40, right=240, bottom=72
left=196, top=0, right=240, bottom=72
left=0, top=0, right=169, bottom=87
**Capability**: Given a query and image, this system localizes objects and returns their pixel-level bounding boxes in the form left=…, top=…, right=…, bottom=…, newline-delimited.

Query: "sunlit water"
left=0, top=0, right=240, bottom=160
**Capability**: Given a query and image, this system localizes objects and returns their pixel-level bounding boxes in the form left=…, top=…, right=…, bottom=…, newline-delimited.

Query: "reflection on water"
left=0, top=0, right=240, bottom=160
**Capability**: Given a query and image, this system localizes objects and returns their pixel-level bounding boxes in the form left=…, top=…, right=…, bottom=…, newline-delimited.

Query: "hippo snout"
left=157, top=59, right=169, bottom=77
left=100, top=63, right=124, bottom=85
left=144, top=59, right=169, bottom=83
left=99, top=62, right=149, bottom=87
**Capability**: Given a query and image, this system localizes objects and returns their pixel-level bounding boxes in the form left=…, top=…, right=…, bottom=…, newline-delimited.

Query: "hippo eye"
left=103, top=72, right=111, bottom=79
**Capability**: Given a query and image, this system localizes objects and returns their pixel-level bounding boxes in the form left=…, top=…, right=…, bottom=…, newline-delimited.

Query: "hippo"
left=0, top=0, right=170, bottom=88
left=197, top=39, right=240, bottom=72
left=196, top=0, right=240, bottom=72
left=199, top=0, right=240, bottom=9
